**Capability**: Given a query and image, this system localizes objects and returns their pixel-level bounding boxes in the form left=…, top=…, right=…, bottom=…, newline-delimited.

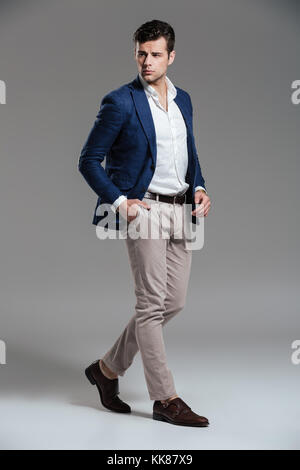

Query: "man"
left=79, top=19, right=211, bottom=427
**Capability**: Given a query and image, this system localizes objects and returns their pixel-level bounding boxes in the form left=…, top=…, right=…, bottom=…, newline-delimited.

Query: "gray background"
left=0, top=0, right=299, bottom=450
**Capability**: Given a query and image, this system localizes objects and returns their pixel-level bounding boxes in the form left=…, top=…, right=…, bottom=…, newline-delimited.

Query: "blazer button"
left=151, top=164, right=155, bottom=170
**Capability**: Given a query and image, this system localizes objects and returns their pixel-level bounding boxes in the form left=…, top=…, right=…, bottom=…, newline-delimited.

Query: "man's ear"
left=168, top=50, right=176, bottom=65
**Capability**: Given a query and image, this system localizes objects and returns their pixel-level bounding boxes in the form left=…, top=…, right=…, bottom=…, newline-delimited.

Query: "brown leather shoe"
left=153, top=397, right=209, bottom=427
left=85, top=359, right=131, bottom=413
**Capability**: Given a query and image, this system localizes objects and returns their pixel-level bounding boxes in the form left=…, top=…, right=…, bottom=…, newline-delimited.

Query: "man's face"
left=134, top=36, right=175, bottom=84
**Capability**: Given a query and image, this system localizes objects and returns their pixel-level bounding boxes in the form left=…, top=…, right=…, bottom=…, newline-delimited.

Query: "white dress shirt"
left=111, top=73, right=206, bottom=213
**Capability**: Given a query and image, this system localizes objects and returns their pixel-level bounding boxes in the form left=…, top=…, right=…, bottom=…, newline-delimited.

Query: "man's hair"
left=133, top=19, right=175, bottom=56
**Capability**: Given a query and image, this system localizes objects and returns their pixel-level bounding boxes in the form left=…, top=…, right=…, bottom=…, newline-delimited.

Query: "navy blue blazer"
left=78, top=74, right=206, bottom=230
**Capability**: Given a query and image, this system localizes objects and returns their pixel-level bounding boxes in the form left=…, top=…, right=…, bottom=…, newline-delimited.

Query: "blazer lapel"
left=174, top=93, right=193, bottom=136
left=130, top=75, right=157, bottom=166
left=174, top=92, right=196, bottom=173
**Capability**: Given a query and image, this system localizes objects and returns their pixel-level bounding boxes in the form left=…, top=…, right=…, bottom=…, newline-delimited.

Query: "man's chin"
left=142, top=74, right=155, bottom=83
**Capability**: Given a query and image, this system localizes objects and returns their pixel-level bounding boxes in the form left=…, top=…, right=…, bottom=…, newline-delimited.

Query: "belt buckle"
left=174, top=193, right=182, bottom=205
left=176, top=193, right=186, bottom=204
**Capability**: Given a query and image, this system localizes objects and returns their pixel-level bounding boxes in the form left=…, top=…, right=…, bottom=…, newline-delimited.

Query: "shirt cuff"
left=194, top=186, right=207, bottom=194
left=111, top=195, right=127, bottom=213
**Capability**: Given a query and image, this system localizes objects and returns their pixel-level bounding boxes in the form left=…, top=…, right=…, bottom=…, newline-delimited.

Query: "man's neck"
left=140, top=72, right=167, bottom=98
left=140, top=73, right=168, bottom=110
left=149, top=75, right=167, bottom=101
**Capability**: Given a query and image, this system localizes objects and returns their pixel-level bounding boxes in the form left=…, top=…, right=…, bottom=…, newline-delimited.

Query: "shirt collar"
left=138, top=72, right=177, bottom=102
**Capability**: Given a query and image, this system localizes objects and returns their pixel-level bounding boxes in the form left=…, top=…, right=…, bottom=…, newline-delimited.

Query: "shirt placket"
left=153, top=94, right=181, bottom=189
left=168, top=104, right=181, bottom=185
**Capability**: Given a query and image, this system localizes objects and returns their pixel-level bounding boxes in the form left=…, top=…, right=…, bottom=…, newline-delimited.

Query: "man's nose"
left=144, top=56, right=152, bottom=66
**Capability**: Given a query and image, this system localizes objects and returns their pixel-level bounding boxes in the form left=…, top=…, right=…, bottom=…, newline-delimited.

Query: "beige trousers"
left=102, top=197, right=193, bottom=401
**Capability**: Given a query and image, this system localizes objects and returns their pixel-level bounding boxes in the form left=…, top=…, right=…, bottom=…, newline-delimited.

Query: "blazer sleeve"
left=78, top=93, right=125, bottom=205
left=187, top=93, right=207, bottom=192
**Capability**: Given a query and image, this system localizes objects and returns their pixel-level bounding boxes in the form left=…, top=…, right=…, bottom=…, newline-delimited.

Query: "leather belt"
left=144, top=191, right=186, bottom=205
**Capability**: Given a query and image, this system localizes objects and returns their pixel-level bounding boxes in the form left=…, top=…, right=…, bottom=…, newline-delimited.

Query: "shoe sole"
left=85, top=364, right=131, bottom=413
left=153, top=412, right=209, bottom=427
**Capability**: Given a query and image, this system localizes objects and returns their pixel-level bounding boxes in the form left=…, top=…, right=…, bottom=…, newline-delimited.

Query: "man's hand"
left=191, top=190, right=211, bottom=217
left=117, top=199, right=151, bottom=222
